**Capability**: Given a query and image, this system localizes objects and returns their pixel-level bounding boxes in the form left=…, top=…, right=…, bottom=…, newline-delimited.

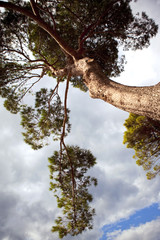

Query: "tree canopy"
left=123, top=114, right=160, bottom=180
left=0, top=0, right=159, bottom=238
left=0, top=0, right=158, bottom=96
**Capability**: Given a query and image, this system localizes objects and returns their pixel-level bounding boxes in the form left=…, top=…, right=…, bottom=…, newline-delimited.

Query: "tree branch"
left=59, top=72, right=77, bottom=221
left=62, top=142, right=77, bottom=224
left=37, top=3, right=57, bottom=30
left=48, top=81, right=60, bottom=113
left=61, top=2, right=82, bottom=24
left=77, top=0, right=121, bottom=53
left=30, top=0, right=40, bottom=17
left=0, top=1, right=37, bottom=20
left=0, top=1, right=80, bottom=59
left=19, top=68, right=46, bottom=100
left=60, top=71, right=71, bottom=145
left=58, top=72, right=71, bottom=185
left=74, top=57, right=160, bottom=121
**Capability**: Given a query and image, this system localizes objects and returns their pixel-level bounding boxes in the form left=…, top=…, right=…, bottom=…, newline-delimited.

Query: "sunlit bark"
left=1, top=1, right=160, bottom=121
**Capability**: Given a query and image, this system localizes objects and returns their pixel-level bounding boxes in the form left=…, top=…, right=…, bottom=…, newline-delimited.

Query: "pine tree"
left=123, top=114, right=160, bottom=179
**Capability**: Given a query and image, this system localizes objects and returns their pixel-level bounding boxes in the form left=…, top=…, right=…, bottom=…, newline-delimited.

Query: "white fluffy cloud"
left=112, top=218, right=160, bottom=240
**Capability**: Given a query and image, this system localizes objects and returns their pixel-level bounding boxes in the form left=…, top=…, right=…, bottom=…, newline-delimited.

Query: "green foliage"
left=123, top=113, right=160, bottom=179
left=1, top=0, right=158, bottom=96
left=0, top=85, right=21, bottom=114
left=52, top=0, right=158, bottom=76
left=28, top=23, right=66, bottom=71
left=70, top=76, right=88, bottom=92
left=21, top=89, right=71, bottom=149
left=48, top=145, right=97, bottom=238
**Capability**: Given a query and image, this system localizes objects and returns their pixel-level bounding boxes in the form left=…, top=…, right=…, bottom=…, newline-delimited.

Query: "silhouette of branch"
left=48, top=80, right=60, bottom=114
left=59, top=72, right=71, bottom=184
left=19, top=68, right=46, bottom=100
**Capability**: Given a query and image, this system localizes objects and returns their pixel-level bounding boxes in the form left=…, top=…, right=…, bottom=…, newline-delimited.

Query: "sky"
left=0, top=0, right=160, bottom=240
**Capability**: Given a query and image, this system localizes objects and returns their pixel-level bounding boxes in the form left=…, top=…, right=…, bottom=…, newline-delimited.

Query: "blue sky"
left=0, top=1, right=160, bottom=240
left=100, top=203, right=160, bottom=240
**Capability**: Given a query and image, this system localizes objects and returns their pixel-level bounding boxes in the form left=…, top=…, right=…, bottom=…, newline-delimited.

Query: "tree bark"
left=1, top=1, right=160, bottom=121
left=74, top=58, right=160, bottom=121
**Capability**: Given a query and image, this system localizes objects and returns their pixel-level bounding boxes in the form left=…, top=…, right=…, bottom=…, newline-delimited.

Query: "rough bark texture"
left=75, top=58, right=160, bottom=121
left=1, top=1, right=160, bottom=121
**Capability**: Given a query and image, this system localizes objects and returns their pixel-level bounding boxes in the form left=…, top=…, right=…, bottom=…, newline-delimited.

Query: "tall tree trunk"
left=75, top=58, right=160, bottom=121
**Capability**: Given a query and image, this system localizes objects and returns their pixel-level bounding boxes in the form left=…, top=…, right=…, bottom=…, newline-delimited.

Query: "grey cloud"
left=0, top=191, right=19, bottom=228
left=0, top=190, right=56, bottom=240
left=0, top=191, right=25, bottom=240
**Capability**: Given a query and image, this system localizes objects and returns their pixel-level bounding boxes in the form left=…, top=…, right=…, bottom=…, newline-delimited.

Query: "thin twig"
left=4, top=46, right=50, bottom=66
left=61, top=3, right=82, bottom=24
left=36, top=3, right=56, bottom=30
left=48, top=80, right=60, bottom=113
left=19, top=68, right=45, bottom=101
left=45, top=6, right=57, bottom=30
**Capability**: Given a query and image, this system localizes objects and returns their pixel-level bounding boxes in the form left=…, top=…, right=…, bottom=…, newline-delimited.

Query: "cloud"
left=112, top=218, right=160, bottom=240
left=1, top=83, right=160, bottom=240
left=114, top=0, right=160, bottom=87
left=0, top=190, right=55, bottom=240
left=89, top=165, right=160, bottom=228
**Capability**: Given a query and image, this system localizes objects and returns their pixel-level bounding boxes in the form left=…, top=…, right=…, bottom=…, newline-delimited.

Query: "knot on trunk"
left=74, top=57, right=94, bottom=72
